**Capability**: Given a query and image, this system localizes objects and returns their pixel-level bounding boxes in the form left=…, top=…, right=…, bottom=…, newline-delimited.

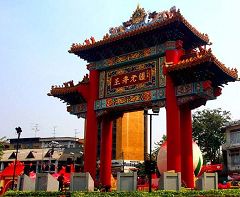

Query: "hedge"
left=4, top=189, right=240, bottom=197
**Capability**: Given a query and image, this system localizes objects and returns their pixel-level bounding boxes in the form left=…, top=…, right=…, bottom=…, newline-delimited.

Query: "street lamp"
left=12, top=127, right=22, bottom=190
left=70, top=152, right=75, bottom=168
left=121, top=151, right=124, bottom=172
left=144, top=107, right=159, bottom=193
left=48, top=141, right=59, bottom=173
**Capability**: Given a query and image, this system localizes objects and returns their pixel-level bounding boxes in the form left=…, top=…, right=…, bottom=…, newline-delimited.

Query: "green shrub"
left=4, top=189, right=240, bottom=197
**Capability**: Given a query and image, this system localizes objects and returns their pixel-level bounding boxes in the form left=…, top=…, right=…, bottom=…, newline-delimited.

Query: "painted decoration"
left=105, top=60, right=158, bottom=97
left=157, top=141, right=203, bottom=176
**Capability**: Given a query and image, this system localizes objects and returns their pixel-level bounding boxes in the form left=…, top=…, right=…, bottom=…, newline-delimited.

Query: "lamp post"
left=144, top=107, right=159, bottom=193
left=12, top=127, right=22, bottom=190
left=79, top=151, right=84, bottom=172
left=70, top=152, right=75, bottom=171
left=48, top=141, right=59, bottom=173
left=121, top=151, right=124, bottom=173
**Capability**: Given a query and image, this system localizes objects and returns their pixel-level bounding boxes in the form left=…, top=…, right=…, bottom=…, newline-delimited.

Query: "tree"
left=136, top=135, right=166, bottom=177
left=152, top=134, right=167, bottom=160
left=0, top=136, right=7, bottom=160
left=192, top=108, right=231, bottom=164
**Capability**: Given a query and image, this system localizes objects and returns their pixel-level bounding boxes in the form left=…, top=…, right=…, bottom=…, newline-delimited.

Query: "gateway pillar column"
left=180, top=105, right=194, bottom=188
left=99, top=117, right=113, bottom=188
left=84, top=69, right=99, bottom=181
left=165, top=41, right=184, bottom=172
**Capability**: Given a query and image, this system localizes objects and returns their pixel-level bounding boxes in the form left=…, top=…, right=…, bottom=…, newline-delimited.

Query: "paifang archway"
left=48, top=6, right=238, bottom=188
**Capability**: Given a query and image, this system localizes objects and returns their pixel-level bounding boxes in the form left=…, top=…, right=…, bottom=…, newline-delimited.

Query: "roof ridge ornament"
left=130, top=4, right=147, bottom=25
left=108, top=6, right=177, bottom=37
left=68, top=5, right=210, bottom=56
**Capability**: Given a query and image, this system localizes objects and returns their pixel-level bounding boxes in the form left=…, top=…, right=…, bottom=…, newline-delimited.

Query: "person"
left=57, top=174, right=64, bottom=192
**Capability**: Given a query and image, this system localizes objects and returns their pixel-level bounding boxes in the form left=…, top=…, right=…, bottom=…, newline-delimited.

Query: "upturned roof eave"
left=69, top=12, right=209, bottom=61
left=167, top=52, right=238, bottom=83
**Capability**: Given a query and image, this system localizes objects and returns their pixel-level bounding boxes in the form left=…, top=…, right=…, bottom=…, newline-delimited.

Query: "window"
left=13, top=145, right=21, bottom=149
left=230, top=150, right=240, bottom=166
left=230, top=131, right=240, bottom=144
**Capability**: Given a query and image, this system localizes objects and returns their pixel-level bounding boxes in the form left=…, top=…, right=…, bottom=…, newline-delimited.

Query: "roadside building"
left=222, top=120, right=240, bottom=173
left=0, top=137, right=84, bottom=173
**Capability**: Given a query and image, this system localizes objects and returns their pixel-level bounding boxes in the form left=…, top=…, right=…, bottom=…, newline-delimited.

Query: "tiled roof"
left=48, top=76, right=89, bottom=97
left=48, top=85, right=79, bottom=96
left=69, top=9, right=209, bottom=55
left=167, top=50, right=238, bottom=80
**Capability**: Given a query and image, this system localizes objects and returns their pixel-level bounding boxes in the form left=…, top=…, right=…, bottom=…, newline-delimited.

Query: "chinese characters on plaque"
left=111, top=68, right=151, bottom=88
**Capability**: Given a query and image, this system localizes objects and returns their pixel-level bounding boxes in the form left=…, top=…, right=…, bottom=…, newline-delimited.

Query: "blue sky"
left=1, top=0, right=240, bottom=145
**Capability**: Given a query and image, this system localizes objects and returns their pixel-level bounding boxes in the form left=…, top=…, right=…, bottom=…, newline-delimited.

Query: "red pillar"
left=165, top=47, right=183, bottom=172
left=84, top=69, right=99, bottom=180
left=180, top=105, right=194, bottom=188
left=99, top=117, right=113, bottom=187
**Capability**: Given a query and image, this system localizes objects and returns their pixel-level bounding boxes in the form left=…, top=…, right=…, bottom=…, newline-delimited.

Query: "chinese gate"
left=49, top=6, right=238, bottom=188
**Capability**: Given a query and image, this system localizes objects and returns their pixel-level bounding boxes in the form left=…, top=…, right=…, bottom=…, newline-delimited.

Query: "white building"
left=222, top=120, right=240, bottom=172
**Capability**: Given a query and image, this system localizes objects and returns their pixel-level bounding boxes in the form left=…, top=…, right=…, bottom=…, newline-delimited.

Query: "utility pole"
left=74, top=129, right=80, bottom=138
left=32, top=124, right=39, bottom=137
left=52, top=126, right=57, bottom=138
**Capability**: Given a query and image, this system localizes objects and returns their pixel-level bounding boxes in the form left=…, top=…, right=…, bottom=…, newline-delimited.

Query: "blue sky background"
left=1, top=1, right=240, bottom=146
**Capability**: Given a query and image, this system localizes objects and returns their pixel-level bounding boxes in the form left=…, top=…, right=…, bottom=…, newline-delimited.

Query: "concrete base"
left=159, top=172, right=181, bottom=191
left=17, top=174, right=35, bottom=191
left=35, top=173, right=58, bottom=191
left=195, top=172, right=218, bottom=190
left=117, top=172, right=137, bottom=192
left=70, top=172, right=94, bottom=192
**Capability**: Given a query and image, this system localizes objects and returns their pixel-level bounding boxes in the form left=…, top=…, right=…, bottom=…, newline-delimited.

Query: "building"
left=9, top=137, right=81, bottom=149
left=0, top=137, right=84, bottom=173
left=97, top=111, right=145, bottom=160
left=97, top=111, right=146, bottom=173
left=116, top=111, right=145, bottom=161
left=222, top=120, right=240, bottom=173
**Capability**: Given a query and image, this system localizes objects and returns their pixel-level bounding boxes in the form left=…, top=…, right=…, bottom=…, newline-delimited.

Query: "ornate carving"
left=80, top=74, right=89, bottom=83
left=105, top=60, right=157, bottom=97
left=158, top=57, right=166, bottom=87
left=99, top=71, right=105, bottom=99
left=109, top=6, right=177, bottom=37
left=91, top=43, right=174, bottom=71
left=68, top=6, right=210, bottom=54
left=148, top=6, right=176, bottom=23
left=67, top=104, right=87, bottom=118
left=67, top=103, right=87, bottom=114
left=168, top=49, right=238, bottom=80
left=95, top=88, right=165, bottom=111
left=130, top=4, right=147, bottom=25
left=69, top=36, right=96, bottom=51
left=177, top=96, right=195, bottom=105
left=63, top=80, right=74, bottom=87
left=176, top=83, right=193, bottom=96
